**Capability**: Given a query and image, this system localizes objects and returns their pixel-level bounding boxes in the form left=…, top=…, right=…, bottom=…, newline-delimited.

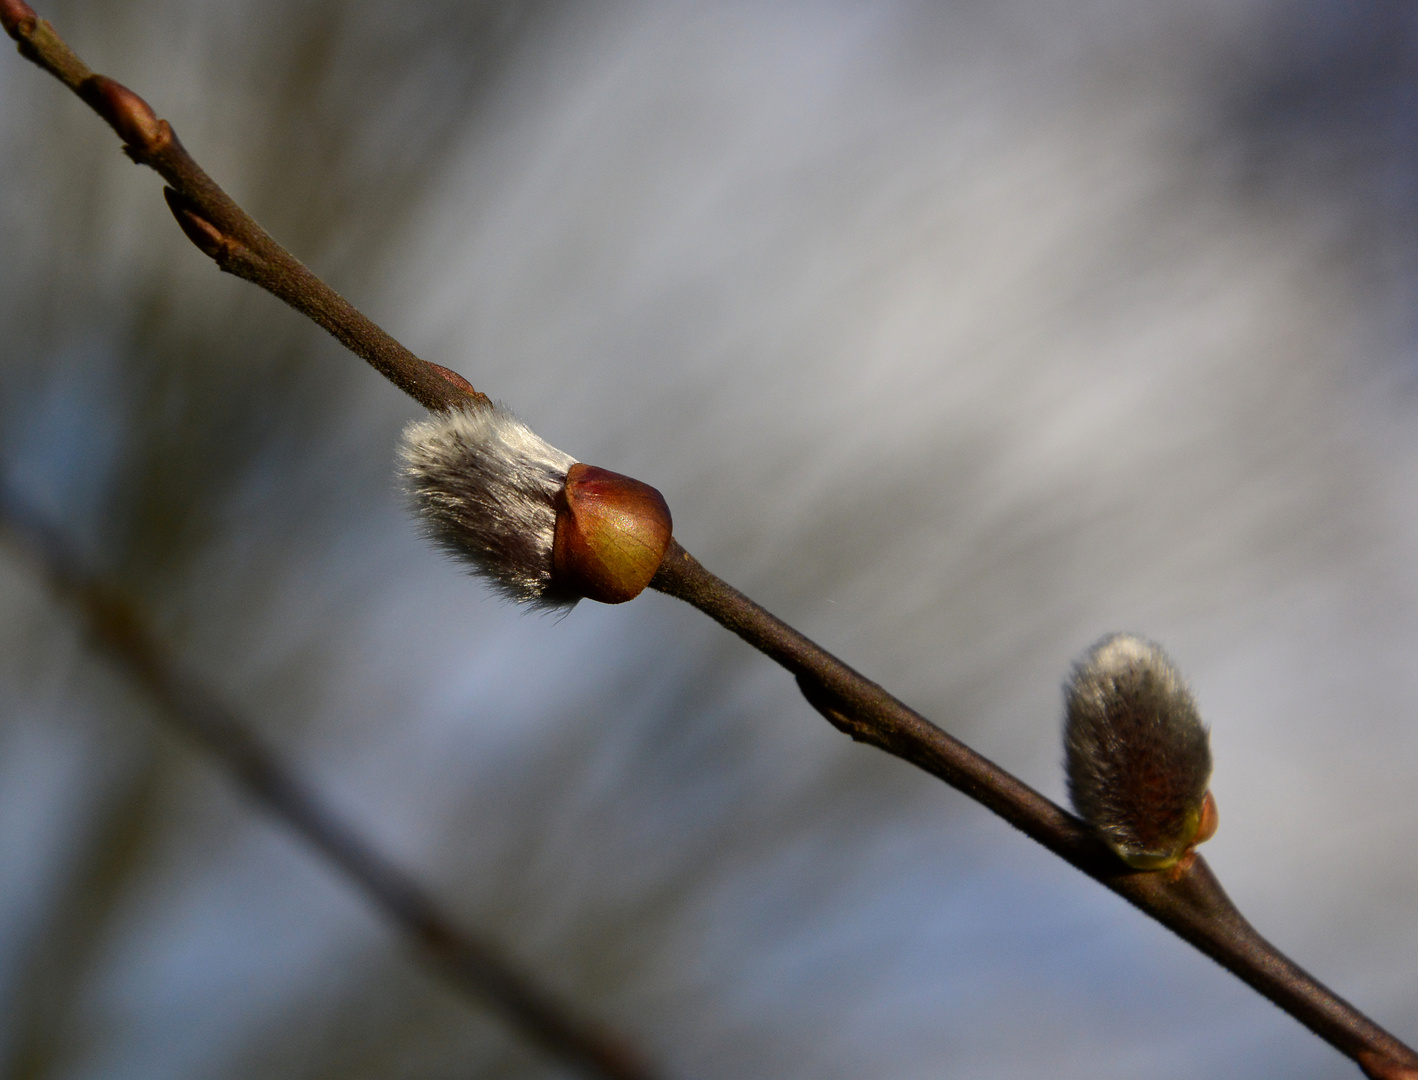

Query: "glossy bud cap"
left=1, top=0, right=38, bottom=38
left=553, top=464, right=672, bottom=604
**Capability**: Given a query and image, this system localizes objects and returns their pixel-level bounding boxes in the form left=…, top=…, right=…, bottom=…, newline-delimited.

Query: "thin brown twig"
left=0, top=488, right=660, bottom=1080
left=649, top=542, right=1418, bottom=1080
left=0, top=0, right=484, bottom=415
left=5, top=4, right=1416, bottom=1078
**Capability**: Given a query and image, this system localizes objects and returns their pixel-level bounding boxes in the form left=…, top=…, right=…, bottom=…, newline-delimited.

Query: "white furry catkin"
left=400, top=404, right=577, bottom=606
left=1064, top=634, right=1213, bottom=869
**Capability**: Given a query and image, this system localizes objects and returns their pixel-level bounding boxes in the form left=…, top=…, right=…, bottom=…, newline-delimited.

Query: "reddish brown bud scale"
left=1194, top=788, right=1219, bottom=846
left=553, top=464, right=672, bottom=604
left=428, top=363, right=476, bottom=395
left=426, top=363, right=489, bottom=407
left=0, top=0, right=38, bottom=38
left=79, top=75, right=168, bottom=154
left=163, top=187, right=228, bottom=258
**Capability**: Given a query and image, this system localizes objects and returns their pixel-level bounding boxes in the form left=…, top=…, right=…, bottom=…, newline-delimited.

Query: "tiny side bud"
left=164, top=187, right=228, bottom=259
left=552, top=463, right=672, bottom=604
left=1064, top=633, right=1215, bottom=870
left=427, top=363, right=477, bottom=397
left=79, top=75, right=169, bottom=154
left=426, top=362, right=490, bottom=408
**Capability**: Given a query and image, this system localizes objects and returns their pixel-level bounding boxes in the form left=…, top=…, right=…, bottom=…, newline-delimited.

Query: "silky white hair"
left=1064, top=634, right=1212, bottom=865
left=400, top=404, right=577, bottom=606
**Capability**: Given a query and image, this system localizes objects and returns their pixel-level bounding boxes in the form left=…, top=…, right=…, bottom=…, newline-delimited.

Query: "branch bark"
left=0, top=488, right=660, bottom=1080
left=1, top=0, right=485, bottom=415
left=5, top=4, right=1415, bottom=1077
left=649, top=542, right=1418, bottom=1080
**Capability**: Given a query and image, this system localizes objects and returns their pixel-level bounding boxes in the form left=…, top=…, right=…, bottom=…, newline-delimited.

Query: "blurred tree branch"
left=0, top=485, right=660, bottom=1080
left=3, top=3, right=1415, bottom=1078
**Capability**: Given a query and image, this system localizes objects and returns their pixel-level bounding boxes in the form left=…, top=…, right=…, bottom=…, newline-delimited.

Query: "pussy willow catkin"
left=401, top=403, right=672, bottom=607
left=401, top=404, right=578, bottom=606
left=1064, top=634, right=1215, bottom=869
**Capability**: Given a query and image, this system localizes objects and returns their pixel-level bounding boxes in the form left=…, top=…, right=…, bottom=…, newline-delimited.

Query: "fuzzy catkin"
left=400, top=404, right=577, bottom=606
left=1063, top=634, right=1212, bottom=868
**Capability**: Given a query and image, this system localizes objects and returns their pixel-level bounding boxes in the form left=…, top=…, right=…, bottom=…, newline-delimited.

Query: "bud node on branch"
left=427, top=363, right=481, bottom=401
left=78, top=74, right=168, bottom=154
left=796, top=674, right=878, bottom=744
left=163, top=187, right=239, bottom=262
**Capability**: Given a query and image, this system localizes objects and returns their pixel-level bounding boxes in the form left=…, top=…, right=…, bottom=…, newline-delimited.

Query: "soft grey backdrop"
left=2, top=1, right=1417, bottom=1077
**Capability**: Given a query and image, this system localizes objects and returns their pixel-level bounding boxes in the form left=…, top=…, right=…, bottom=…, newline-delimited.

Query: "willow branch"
left=5, top=4, right=1415, bottom=1078
left=649, top=542, right=1418, bottom=1080
left=0, top=489, right=659, bottom=1080
left=0, top=0, right=484, bottom=414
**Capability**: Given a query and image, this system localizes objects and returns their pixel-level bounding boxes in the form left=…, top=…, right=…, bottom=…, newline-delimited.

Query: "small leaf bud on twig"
left=1064, top=633, right=1215, bottom=870
left=400, top=406, right=671, bottom=607
left=78, top=75, right=169, bottom=155
left=163, top=188, right=232, bottom=261
left=427, top=363, right=480, bottom=400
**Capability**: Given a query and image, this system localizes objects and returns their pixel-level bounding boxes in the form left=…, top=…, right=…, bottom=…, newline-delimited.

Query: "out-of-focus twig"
left=5, top=4, right=1416, bottom=1076
left=0, top=488, right=660, bottom=1080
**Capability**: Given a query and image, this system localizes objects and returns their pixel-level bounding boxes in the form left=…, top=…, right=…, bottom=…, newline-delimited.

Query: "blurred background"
left=3, top=1, right=1418, bottom=1077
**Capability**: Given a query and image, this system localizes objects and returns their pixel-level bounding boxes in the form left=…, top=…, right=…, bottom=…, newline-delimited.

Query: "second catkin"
left=1064, top=634, right=1218, bottom=870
